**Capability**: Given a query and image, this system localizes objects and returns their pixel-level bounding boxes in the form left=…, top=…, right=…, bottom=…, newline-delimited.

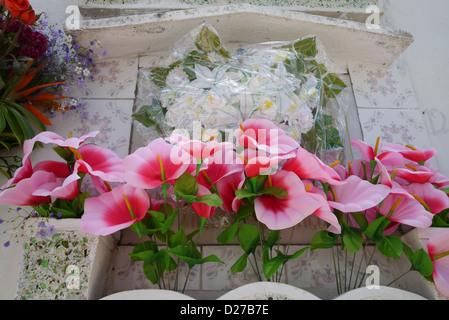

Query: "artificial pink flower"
left=22, top=130, right=99, bottom=165
left=350, top=139, right=404, bottom=166
left=254, top=170, right=322, bottom=230
left=81, top=184, right=150, bottom=236
left=74, top=144, right=125, bottom=194
left=0, top=159, right=80, bottom=205
left=241, top=148, right=291, bottom=178
left=403, top=183, right=449, bottom=214
left=191, top=184, right=218, bottom=218
left=303, top=180, right=341, bottom=234
left=197, top=149, right=245, bottom=187
left=282, top=146, right=342, bottom=185
left=376, top=193, right=434, bottom=229
left=124, top=138, right=192, bottom=189
left=391, top=162, right=434, bottom=184
left=238, top=119, right=299, bottom=155
left=0, top=171, right=54, bottom=206
left=427, top=230, right=449, bottom=298
left=382, top=142, right=437, bottom=163
left=327, top=175, right=390, bottom=213
left=216, top=171, right=245, bottom=213
left=167, top=133, right=234, bottom=161
left=349, top=158, right=393, bottom=188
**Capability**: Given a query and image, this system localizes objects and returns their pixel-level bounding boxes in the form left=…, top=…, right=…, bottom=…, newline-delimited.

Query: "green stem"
left=386, top=269, right=411, bottom=287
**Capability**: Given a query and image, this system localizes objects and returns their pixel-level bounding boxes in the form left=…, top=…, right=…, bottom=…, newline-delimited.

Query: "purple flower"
left=0, top=218, right=3, bottom=224
left=46, top=226, right=57, bottom=236
left=37, top=230, right=46, bottom=237
left=4, top=241, right=10, bottom=248
left=38, top=221, right=47, bottom=229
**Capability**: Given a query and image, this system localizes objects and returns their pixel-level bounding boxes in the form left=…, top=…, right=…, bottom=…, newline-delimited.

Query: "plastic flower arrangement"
left=0, top=1, right=103, bottom=178
left=134, top=23, right=347, bottom=165
left=1, top=117, right=449, bottom=297
left=308, top=137, right=449, bottom=296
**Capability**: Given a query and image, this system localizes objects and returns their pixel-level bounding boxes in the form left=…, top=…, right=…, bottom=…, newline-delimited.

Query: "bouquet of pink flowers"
left=1, top=118, right=449, bottom=297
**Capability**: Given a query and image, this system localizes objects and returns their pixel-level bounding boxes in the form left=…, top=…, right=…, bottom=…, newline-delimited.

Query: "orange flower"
left=4, top=0, right=30, bottom=18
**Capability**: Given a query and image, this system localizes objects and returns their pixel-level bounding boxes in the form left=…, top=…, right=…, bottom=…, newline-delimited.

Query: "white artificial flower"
left=166, top=66, right=190, bottom=87
left=83, top=68, right=91, bottom=78
left=75, top=66, right=83, bottom=75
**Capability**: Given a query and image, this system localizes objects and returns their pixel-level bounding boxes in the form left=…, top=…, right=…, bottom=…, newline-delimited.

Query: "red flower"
left=19, top=8, right=35, bottom=25
left=4, top=0, right=30, bottom=18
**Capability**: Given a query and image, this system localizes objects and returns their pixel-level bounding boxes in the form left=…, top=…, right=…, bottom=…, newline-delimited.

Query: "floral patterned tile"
left=348, top=60, right=419, bottom=109
left=285, top=245, right=405, bottom=300
left=105, top=245, right=201, bottom=295
left=70, top=57, right=139, bottom=99
left=201, top=245, right=287, bottom=291
left=43, top=99, right=134, bottom=159
left=358, top=108, right=432, bottom=151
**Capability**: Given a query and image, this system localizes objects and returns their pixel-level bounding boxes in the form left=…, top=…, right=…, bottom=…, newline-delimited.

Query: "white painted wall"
left=382, top=0, right=449, bottom=176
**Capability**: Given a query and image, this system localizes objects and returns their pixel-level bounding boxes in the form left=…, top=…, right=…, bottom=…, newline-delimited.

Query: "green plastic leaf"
left=350, top=212, right=369, bottom=231
left=174, top=172, right=199, bottom=200
left=195, top=193, right=223, bottom=207
left=235, top=189, right=257, bottom=200
left=217, top=221, right=239, bottom=244
left=342, top=227, right=364, bottom=254
left=411, top=249, right=434, bottom=278
left=259, top=186, right=288, bottom=199
left=231, top=253, right=248, bottom=274
left=265, top=230, right=281, bottom=248
left=238, top=223, right=260, bottom=254
left=311, top=230, right=338, bottom=250
left=364, top=215, right=389, bottom=240
left=376, top=235, right=403, bottom=259
left=162, top=210, right=179, bottom=234
left=293, top=36, right=318, bottom=58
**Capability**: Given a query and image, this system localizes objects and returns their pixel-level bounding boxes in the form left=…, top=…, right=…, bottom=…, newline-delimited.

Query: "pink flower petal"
left=216, top=171, right=245, bottom=213
left=81, top=184, right=149, bottom=236
left=254, top=171, right=322, bottom=230
left=403, top=183, right=449, bottom=214
left=238, top=119, right=299, bottom=155
left=382, top=142, right=437, bottom=163
left=124, top=138, right=192, bottom=189
left=328, top=175, right=390, bottom=213
left=78, top=144, right=125, bottom=182
left=378, top=194, right=434, bottom=229
left=282, top=147, right=342, bottom=185
left=0, top=171, right=53, bottom=206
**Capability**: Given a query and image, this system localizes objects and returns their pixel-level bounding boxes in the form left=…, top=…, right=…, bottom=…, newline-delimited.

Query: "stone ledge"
left=68, top=4, right=411, bottom=72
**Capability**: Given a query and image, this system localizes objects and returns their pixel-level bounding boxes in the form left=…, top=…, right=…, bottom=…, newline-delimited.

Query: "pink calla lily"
left=216, top=171, right=245, bottom=213
left=377, top=193, right=434, bottom=229
left=0, top=171, right=55, bottom=206
left=403, top=183, right=449, bottom=214
left=282, top=147, right=342, bottom=185
left=303, top=180, right=341, bottom=234
left=242, top=148, right=292, bottom=178
left=167, top=134, right=234, bottom=161
left=124, top=138, right=192, bottom=189
left=327, top=175, right=390, bottom=213
left=81, top=184, right=150, bottom=236
left=77, top=144, right=125, bottom=183
left=191, top=184, right=218, bottom=218
left=382, top=142, right=437, bottom=163
left=391, top=162, right=434, bottom=184
left=427, top=230, right=449, bottom=298
left=254, top=170, right=322, bottom=230
left=198, top=149, right=245, bottom=187
left=238, top=119, right=299, bottom=155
